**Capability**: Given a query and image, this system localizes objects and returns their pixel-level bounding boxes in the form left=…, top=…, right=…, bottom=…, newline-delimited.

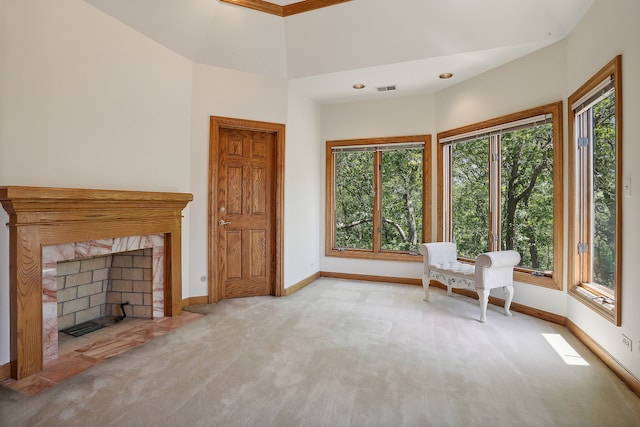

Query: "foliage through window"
left=568, top=56, right=622, bottom=325
left=326, top=136, right=431, bottom=261
left=334, top=151, right=374, bottom=250
left=438, top=103, right=563, bottom=289
left=450, top=137, right=489, bottom=259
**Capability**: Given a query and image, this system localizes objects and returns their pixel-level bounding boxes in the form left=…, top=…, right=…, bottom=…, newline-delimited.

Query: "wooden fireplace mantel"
left=0, top=186, right=193, bottom=379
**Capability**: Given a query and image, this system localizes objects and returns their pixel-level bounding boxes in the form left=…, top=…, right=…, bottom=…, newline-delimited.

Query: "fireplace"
left=54, top=249, right=155, bottom=332
left=0, top=186, right=192, bottom=380
left=43, top=235, right=164, bottom=364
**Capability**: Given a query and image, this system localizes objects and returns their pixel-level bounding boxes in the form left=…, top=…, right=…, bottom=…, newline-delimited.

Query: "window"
left=437, top=102, right=563, bottom=289
left=568, top=56, right=622, bottom=325
left=326, top=135, right=431, bottom=261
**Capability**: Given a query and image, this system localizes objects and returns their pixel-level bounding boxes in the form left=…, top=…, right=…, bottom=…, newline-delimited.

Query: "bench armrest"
left=474, top=250, right=521, bottom=290
left=419, top=242, right=458, bottom=274
left=475, top=250, right=521, bottom=268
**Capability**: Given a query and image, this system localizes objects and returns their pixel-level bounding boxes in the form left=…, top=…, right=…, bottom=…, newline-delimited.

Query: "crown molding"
left=220, top=0, right=351, bottom=17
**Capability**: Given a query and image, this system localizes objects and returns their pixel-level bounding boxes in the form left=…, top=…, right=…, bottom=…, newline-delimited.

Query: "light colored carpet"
left=1, top=278, right=639, bottom=426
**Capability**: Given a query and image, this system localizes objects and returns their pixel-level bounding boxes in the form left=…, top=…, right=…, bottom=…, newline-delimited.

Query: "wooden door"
left=216, top=128, right=275, bottom=298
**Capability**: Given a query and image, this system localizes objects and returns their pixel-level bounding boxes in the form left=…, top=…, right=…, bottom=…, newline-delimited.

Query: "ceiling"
left=84, top=0, right=595, bottom=104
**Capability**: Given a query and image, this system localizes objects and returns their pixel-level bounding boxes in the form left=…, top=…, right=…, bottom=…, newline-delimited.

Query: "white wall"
left=0, top=0, right=194, bottom=365
left=284, top=89, right=323, bottom=287
left=187, top=63, right=288, bottom=296
left=565, top=0, right=640, bottom=380
left=0, top=0, right=193, bottom=191
left=320, top=94, right=436, bottom=279
left=435, top=41, right=567, bottom=131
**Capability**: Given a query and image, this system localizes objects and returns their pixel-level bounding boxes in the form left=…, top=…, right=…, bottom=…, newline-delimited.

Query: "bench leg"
left=421, top=274, right=430, bottom=302
left=503, top=286, right=514, bottom=317
left=477, top=289, right=490, bottom=323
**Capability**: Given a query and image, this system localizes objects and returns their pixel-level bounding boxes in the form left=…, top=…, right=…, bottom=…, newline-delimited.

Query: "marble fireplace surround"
left=43, top=235, right=164, bottom=365
left=0, top=186, right=193, bottom=380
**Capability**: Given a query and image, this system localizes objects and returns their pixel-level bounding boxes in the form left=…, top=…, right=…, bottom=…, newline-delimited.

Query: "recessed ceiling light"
left=352, top=83, right=365, bottom=89
left=439, top=72, right=453, bottom=79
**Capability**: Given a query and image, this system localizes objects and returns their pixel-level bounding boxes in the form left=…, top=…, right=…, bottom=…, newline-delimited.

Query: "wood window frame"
left=437, top=102, right=564, bottom=290
left=325, top=135, right=432, bottom=262
left=567, top=56, right=623, bottom=325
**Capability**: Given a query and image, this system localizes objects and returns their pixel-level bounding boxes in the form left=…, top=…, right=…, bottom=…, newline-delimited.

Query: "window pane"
left=381, top=148, right=423, bottom=252
left=591, top=92, right=616, bottom=289
left=334, top=151, right=374, bottom=250
left=500, top=124, right=554, bottom=272
left=451, top=138, right=489, bottom=258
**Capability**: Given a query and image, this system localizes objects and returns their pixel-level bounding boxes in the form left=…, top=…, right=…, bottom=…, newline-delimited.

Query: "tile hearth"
left=0, top=311, right=203, bottom=396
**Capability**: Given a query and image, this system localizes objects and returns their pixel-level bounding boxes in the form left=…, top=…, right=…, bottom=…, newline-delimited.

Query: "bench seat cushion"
left=429, top=261, right=475, bottom=279
left=428, top=261, right=476, bottom=290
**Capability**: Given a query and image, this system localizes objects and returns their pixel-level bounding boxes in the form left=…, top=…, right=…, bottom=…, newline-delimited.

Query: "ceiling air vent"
left=376, top=85, right=397, bottom=92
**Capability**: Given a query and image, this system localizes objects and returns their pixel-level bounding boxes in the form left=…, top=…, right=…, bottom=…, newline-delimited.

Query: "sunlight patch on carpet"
left=542, top=333, right=589, bottom=366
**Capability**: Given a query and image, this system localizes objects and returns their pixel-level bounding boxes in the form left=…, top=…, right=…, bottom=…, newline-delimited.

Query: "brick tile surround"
left=42, top=235, right=164, bottom=365
left=56, top=249, right=153, bottom=331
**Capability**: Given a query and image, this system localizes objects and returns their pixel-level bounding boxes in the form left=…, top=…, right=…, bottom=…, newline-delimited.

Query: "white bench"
left=418, top=242, right=521, bottom=322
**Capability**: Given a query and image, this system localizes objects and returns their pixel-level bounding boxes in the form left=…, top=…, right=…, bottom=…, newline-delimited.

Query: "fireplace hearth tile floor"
left=0, top=311, right=203, bottom=396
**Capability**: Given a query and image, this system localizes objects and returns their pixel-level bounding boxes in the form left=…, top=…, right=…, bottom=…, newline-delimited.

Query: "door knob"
left=219, top=220, right=231, bottom=225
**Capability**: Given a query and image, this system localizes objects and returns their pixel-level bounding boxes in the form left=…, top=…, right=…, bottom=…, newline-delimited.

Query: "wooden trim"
left=209, top=120, right=220, bottom=304
left=567, top=66, right=581, bottom=316
left=307, top=274, right=637, bottom=397
left=437, top=102, right=560, bottom=142
left=319, top=273, right=561, bottom=324
left=208, top=117, right=285, bottom=303
left=551, top=101, right=565, bottom=291
left=324, top=141, right=334, bottom=259
left=436, top=102, right=564, bottom=290
left=220, top=0, right=283, bottom=16
left=283, top=0, right=351, bottom=16
left=324, top=250, right=424, bottom=262
left=182, top=296, right=209, bottom=308
left=427, top=279, right=565, bottom=324
left=506, top=300, right=566, bottom=325
left=567, top=320, right=640, bottom=398
left=513, top=271, right=561, bottom=290
left=423, top=136, right=433, bottom=242
left=0, top=361, right=10, bottom=381
left=285, top=271, right=321, bottom=296
left=373, top=149, right=381, bottom=253
left=436, top=139, right=445, bottom=242
left=325, top=135, right=432, bottom=260
left=567, top=55, right=622, bottom=326
left=220, top=0, right=351, bottom=17
left=0, top=186, right=192, bottom=380
left=320, top=271, right=421, bottom=286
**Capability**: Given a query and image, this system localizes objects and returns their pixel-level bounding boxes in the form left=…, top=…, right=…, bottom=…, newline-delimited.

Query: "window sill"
left=513, top=270, right=563, bottom=290
left=569, top=284, right=616, bottom=324
left=325, top=248, right=423, bottom=262
left=457, top=260, right=561, bottom=290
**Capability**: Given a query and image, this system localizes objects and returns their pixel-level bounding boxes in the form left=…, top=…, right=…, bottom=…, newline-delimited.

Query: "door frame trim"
left=208, top=116, right=285, bottom=302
